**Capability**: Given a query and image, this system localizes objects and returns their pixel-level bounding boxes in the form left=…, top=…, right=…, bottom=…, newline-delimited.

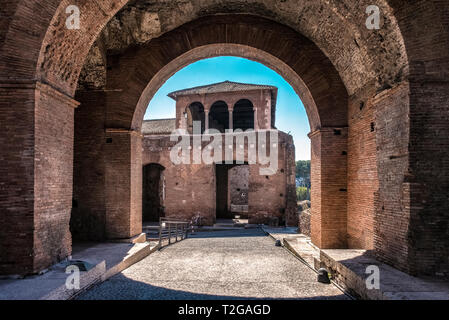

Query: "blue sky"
left=145, top=56, right=311, bottom=160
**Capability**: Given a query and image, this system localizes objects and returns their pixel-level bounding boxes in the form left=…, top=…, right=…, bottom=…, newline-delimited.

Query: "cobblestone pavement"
left=78, top=229, right=349, bottom=300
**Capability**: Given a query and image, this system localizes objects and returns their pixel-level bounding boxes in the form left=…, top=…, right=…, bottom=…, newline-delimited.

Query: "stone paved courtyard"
left=78, top=229, right=349, bottom=300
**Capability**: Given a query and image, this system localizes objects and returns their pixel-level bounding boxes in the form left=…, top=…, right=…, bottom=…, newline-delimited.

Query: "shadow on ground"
left=77, top=228, right=350, bottom=300
left=78, top=273, right=348, bottom=300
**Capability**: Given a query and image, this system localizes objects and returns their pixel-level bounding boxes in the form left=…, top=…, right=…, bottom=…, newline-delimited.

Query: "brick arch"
left=107, top=15, right=347, bottom=132
left=134, top=43, right=321, bottom=132
left=185, top=101, right=205, bottom=111
left=233, top=99, right=254, bottom=107
left=0, top=0, right=128, bottom=91
left=185, top=101, right=206, bottom=115
left=209, top=100, right=229, bottom=109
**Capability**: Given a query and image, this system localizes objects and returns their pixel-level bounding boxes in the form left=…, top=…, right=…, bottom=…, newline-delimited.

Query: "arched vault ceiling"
left=75, top=0, right=409, bottom=96
left=7, top=1, right=449, bottom=97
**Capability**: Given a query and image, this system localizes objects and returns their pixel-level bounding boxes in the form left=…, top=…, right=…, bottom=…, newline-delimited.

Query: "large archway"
left=82, top=14, right=349, bottom=250
left=1, top=1, right=448, bottom=279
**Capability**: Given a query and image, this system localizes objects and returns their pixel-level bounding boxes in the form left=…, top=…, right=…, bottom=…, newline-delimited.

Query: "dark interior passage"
left=209, top=101, right=229, bottom=133
left=233, top=99, right=255, bottom=131
left=216, top=164, right=231, bottom=219
left=143, top=163, right=166, bottom=222
left=187, top=102, right=205, bottom=134
left=216, top=163, right=249, bottom=219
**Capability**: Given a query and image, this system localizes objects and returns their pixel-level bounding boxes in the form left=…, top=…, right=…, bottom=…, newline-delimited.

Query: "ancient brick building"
left=0, top=0, right=448, bottom=280
left=141, top=81, right=297, bottom=226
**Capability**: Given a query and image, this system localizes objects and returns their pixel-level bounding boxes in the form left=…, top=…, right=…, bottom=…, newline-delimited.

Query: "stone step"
left=144, top=224, right=259, bottom=237
left=142, top=226, right=160, bottom=230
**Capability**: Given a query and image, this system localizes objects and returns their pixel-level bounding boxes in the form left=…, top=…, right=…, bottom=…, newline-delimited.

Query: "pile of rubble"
left=298, top=200, right=311, bottom=236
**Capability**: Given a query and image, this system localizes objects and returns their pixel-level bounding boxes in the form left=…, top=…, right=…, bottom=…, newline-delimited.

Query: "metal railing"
left=158, top=217, right=190, bottom=248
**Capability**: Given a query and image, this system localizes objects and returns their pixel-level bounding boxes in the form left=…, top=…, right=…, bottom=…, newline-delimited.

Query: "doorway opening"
left=215, top=163, right=249, bottom=221
left=142, top=163, right=166, bottom=223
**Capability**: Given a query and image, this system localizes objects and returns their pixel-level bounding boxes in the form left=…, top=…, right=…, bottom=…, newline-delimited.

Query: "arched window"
left=186, top=102, right=205, bottom=134
left=233, top=99, right=254, bottom=131
left=209, top=101, right=229, bottom=133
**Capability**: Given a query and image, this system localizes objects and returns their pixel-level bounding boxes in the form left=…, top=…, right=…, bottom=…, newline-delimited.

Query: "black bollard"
left=317, top=268, right=331, bottom=284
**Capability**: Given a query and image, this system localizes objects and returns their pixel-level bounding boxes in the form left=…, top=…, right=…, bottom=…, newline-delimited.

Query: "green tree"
left=296, top=187, right=311, bottom=202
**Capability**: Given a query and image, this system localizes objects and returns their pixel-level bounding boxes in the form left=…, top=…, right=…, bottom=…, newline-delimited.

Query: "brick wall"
left=407, top=81, right=449, bottom=277
left=142, top=131, right=295, bottom=225
left=104, top=130, right=142, bottom=239
left=373, top=82, right=411, bottom=272
left=143, top=135, right=216, bottom=225
left=0, top=82, right=75, bottom=275
left=0, top=84, right=37, bottom=275
left=347, top=87, right=378, bottom=249
left=33, top=83, right=75, bottom=271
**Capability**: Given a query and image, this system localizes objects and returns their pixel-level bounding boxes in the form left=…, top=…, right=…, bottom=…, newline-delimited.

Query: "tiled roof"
left=168, top=81, right=278, bottom=99
left=142, top=119, right=176, bottom=135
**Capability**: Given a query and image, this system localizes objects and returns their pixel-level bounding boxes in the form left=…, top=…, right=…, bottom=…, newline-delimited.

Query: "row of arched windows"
left=185, top=99, right=255, bottom=134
